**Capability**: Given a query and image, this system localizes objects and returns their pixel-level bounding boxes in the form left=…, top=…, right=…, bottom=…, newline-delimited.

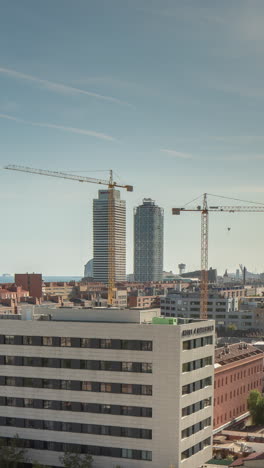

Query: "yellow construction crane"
left=172, top=193, right=264, bottom=320
left=4, top=165, right=133, bottom=305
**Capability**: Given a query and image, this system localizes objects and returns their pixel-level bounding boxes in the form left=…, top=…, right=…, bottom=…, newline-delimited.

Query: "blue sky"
left=1, top=0, right=264, bottom=276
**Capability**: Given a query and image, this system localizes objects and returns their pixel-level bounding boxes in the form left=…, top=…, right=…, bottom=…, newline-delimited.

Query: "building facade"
left=213, top=343, right=264, bottom=432
left=160, top=292, right=247, bottom=329
left=93, top=190, right=126, bottom=283
left=134, top=199, right=164, bottom=282
left=15, top=273, right=42, bottom=299
left=0, top=310, right=214, bottom=468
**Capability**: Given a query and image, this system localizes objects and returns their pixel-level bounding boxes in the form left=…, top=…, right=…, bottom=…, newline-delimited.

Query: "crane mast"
left=4, top=164, right=133, bottom=305
left=200, top=194, right=208, bottom=319
left=172, top=195, right=264, bottom=320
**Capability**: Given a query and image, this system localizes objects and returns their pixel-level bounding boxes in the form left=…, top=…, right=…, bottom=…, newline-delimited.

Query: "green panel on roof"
left=152, top=317, right=178, bottom=325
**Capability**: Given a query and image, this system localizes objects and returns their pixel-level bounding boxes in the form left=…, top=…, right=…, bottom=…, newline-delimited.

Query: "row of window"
left=1, top=416, right=152, bottom=439
left=0, top=438, right=152, bottom=461
left=182, top=336, right=213, bottom=350
left=182, top=397, right=212, bottom=417
left=214, top=380, right=261, bottom=406
left=2, top=355, right=152, bottom=374
left=0, top=396, right=152, bottom=417
left=182, top=377, right=212, bottom=395
left=1, top=335, right=152, bottom=351
left=215, top=365, right=262, bottom=387
left=181, top=437, right=211, bottom=460
left=214, top=404, right=247, bottom=426
left=181, top=417, right=211, bottom=439
left=0, top=376, right=152, bottom=395
left=182, top=356, right=212, bottom=373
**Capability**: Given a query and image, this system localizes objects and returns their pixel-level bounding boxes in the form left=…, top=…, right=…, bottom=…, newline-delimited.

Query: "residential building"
left=0, top=309, right=214, bottom=468
left=93, top=189, right=126, bottom=283
left=160, top=292, right=240, bottom=328
left=42, top=282, right=75, bottom=300
left=127, top=295, right=160, bottom=309
left=213, top=343, right=264, bottom=432
left=134, top=199, right=164, bottom=282
left=15, top=273, right=42, bottom=299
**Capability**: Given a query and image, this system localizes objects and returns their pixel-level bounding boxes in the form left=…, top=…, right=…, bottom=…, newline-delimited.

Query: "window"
left=61, top=380, right=71, bottom=390
left=141, top=385, right=152, bottom=395
left=100, top=339, right=112, bottom=349
left=42, top=337, right=53, bottom=346
left=100, top=383, right=112, bottom=393
left=6, top=398, right=16, bottom=406
left=23, top=357, right=35, bottom=366
left=82, top=381, right=92, bottom=391
left=5, top=356, right=16, bottom=365
left=6, top=418, right=16, bottom=426
left=42, top=380, right=53, bottom=389
left=141, top=341, right=152, bottom=351
left=61, top=359, right=71, bottom=369
left=25, top=420, right=35, bottom=428
left=23, top=336, right=33, bottom=345
left=122, top=362, right=133, bottom=372
left=43, top=420, right=55, bottom=430
left=62, top=401, right=72, bottom=411
left=141, top=363, right=152, bottom=373
left=6, top=377, right=16, bottom=386
left=122, top=384, right=133, bottom=394
left=81, top=338, right=92, bottom=348
left=43, top=401, right=53, bottom=409
left=122, top=449, right=133, bottom=459
left=24, top=399, right=34, bottom=408
left=101, top=405, right=111, bottom=414
left=61, top=337, right=71, bottom=347
left=4, top=335, right=15, bottom=344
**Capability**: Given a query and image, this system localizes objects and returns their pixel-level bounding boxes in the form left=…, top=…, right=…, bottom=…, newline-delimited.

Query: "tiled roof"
left=215, top=342, right=264, bottom=365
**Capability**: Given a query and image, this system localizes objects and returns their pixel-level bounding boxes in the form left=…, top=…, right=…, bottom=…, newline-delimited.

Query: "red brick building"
left=214, top=343, right=264, bottom=431
left=15, top=273, right=42, bottom=299
left=0, top=284, right=29, bottom=302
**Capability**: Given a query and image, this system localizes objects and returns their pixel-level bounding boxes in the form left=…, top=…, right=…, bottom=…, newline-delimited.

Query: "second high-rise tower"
left=134, top=198, right=164, bottom=282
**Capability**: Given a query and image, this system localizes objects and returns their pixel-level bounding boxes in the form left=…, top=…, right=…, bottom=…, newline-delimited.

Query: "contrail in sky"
left=0, top=113, right=118, bottom=142
left=0, top=66, right=132, bottom=107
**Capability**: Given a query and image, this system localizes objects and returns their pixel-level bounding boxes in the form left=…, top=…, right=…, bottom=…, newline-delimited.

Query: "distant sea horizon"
left=0, top=275, right=82, bottom=284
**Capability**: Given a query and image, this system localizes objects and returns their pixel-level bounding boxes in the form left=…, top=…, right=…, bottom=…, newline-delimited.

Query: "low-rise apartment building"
left=213, top=343, right=264, bottom=432
left=127, top=295, right=160, bottom=309
left=42, top=282, right=76, bottom=300
left=0, top=308, right=214, bottom=468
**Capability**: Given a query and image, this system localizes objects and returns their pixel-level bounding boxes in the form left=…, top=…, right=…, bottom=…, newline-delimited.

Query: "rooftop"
left=215, top=342, right=263, bottom=366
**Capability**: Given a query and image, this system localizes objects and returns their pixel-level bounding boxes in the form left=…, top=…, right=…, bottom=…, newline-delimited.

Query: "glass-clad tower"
left=134, top=198, right=164, bottom=282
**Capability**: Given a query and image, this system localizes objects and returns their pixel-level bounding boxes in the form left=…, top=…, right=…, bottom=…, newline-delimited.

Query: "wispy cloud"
left=161, top=148, right=192, bottom=159
left=0, top=113, right=117, bottom=142
left=0, top=67, right=132, bottom=107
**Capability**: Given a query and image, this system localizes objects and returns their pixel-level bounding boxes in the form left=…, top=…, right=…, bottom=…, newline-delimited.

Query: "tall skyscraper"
left=134, top=198, right=164, bottom=282
left=93, top=189, right=126, bottom=283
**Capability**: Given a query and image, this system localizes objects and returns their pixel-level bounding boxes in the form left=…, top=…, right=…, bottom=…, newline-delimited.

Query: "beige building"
left=0, top=309, right=214, bottom=468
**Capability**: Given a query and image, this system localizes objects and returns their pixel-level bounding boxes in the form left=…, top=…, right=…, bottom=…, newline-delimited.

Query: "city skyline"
left=2, top=1, right=264, bottom=274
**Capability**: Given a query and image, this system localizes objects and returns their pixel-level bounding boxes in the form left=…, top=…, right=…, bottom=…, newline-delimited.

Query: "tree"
left=59, top=447, right=93, bottom=468
left=247, top=390, right=264, bottom=424
left=0, top=435, right=27, bottom=468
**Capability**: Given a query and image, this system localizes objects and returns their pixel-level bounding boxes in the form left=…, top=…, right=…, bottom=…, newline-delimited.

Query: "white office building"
left=93, top=189, right=126, bottom=283
left=161, top=292, right=241, bottom=328
left=0, top=308, right=214, bottom=468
